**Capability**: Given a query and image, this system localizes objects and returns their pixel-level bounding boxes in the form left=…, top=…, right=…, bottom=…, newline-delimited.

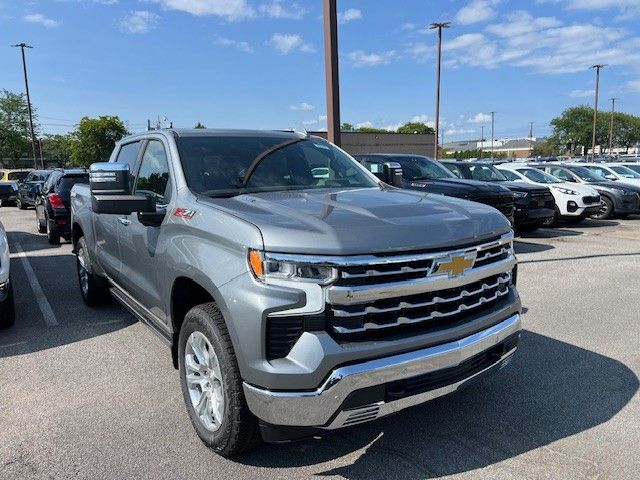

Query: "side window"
left=364, top=160, right=383, bottom=174
left=134, top=140, right=171, bottom=205
left=500, top=170, right=520, bottom=181
left=446, top=164, right=463, bottom=178
left=550, top=168, right=572, bottom=181
left=43, top=173, right=58, bottom=194
left=115, top=141, right=141, bottom=191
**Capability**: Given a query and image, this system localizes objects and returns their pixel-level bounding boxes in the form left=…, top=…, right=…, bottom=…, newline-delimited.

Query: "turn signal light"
left=48, top=193, right=65, bottom=209
left=248, top=250, right=264, bottom=278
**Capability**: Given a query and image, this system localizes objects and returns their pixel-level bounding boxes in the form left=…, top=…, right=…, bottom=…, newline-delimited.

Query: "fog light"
left=567, top=201, right=579, bottom=213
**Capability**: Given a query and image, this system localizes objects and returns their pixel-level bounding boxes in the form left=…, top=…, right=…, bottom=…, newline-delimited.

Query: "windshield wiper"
left=238, top=137, right=307, bottom=188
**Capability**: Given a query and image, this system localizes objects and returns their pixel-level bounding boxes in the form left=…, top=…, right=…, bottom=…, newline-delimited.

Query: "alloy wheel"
left=77, top=248, right=89, bottom=297
left=184, top=331, right=225, bottom=432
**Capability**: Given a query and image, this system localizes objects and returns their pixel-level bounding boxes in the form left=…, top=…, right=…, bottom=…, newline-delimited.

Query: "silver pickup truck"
left=71, top=129, right=522, bottom=456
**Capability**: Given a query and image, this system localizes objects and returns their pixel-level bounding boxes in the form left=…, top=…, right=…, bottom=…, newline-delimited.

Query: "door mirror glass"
left=90, top=162, right=132, bottom=195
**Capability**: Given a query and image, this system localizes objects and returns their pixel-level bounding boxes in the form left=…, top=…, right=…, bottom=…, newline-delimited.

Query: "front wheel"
left=592, top=197, right=613, bottom=220
left=178, top=303, right=261, bottom=456
left=76, top=236, right=109, bottom=306
left=17, top=196, right=26, bottom=210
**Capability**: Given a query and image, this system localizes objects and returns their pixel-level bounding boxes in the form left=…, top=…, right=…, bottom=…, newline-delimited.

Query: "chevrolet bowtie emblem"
left=433, top=254, right=476, bottom=277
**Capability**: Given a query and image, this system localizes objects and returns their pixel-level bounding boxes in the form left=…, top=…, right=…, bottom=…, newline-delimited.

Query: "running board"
left=109, top=287, right=172, bottom=346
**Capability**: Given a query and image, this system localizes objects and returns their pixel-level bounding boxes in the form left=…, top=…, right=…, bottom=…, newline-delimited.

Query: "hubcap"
left=184, top=331, right=224, bottom=432
left=77, top=248, right=89, bottom=296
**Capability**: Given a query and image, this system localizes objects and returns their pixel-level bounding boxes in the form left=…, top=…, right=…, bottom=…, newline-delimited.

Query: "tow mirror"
left=89, top=162, right=156, bottom=215
left=383, top=162, right=404, bottom=187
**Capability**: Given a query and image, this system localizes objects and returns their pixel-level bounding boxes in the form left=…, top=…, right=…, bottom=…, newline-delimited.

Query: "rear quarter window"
left=57, top=175, right=89, bottom=193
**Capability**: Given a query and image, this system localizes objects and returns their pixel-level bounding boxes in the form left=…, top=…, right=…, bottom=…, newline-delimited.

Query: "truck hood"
left=493, top=181, right=550, bottom=194
left=404, top=178, right=512, bottom=198
left=201, top=187, right=511, bottom=255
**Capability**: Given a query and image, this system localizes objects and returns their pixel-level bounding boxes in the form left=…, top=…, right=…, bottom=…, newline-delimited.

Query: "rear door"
left=94, top=141, right=142, bottom=279
left=117, top=138, right=173, bottom=326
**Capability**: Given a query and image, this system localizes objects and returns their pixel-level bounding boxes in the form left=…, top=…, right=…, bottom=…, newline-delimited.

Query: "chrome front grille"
left=326, top=232, right=516, bottom=340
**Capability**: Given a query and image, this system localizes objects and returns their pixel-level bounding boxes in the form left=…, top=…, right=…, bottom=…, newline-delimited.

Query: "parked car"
left=442, top=161, right=555, bottom=232
left=71, top=129, right=522, bottom=455
left=0, top=169, right=31, bottom=207
left=354, top=154, right=516, bottom=224
left=496, top=164, right=601, bottom=224
left=533, top=164, right=640, bottom=219
left=618, top=163, right=640, bottom=175
left=16, top=169, right=54, bottom=209
left=578, top=163, right=640, bottom=188
left=35, top=169, right=89, bottom=244
left=0, top=184, right=15, bottom=328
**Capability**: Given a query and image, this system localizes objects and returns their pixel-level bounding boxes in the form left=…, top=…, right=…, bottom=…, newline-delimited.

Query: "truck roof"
left=122, top=128, right=307, bottom=141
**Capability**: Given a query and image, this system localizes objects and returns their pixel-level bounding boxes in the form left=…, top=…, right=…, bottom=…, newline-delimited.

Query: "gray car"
left=71, top=129, right=521, bottom=455
left=533, top=164, right=640, bottom=219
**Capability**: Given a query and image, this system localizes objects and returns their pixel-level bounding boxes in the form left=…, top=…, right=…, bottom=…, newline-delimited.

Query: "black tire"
left=542, top=206, right=560, bottom=227
left=17, top=196, right=26, bottom=210
left=37, top=214, right=46, bottom=234
left=76, top=236, right=110, bottom=306
left=592, top=196, right=613, bottom=220
left=46, top=216, right=61, bottom=245
left=178, top=303, right=261, bottom=456
left=0, top=280, right=16, bottom=329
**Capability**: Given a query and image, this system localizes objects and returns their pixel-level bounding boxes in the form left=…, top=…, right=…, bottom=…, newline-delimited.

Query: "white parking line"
left=14, top=243, right=59, bottom=327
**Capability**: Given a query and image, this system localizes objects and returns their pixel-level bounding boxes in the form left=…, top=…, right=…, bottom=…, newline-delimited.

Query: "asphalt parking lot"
left=1, top=206, right=639, bottom=480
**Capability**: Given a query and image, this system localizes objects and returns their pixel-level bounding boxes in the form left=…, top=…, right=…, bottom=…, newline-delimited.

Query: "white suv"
left=496, top=164, right=600, bottom=224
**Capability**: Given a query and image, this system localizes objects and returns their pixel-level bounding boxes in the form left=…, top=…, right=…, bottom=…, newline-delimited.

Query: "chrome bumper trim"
left=243, top=313, right=521, bottom=428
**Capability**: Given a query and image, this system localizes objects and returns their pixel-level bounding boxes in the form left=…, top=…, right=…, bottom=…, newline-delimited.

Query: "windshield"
left=8, top=171, right=29, bottom=182
left=177, top=136, right=378, bottom=197
left=517, top=168, right=562, bottom=184
left=566, top=166, right=606, bottom=182
left=623, top=164, right=640, bottom=175
left=392, top=156, right=456, bottom=180
left=611, top=165, right=640, bottom=179
left=467, top=165, right=508, bottom=182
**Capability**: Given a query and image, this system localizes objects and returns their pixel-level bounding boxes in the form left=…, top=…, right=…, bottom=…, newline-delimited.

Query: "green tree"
left=397, top=122, right=435, bottom=134
left=0, top=89, right=37, bottom=167
left=42, top=134, right=74, bottom=166
left=194, top=122, right=206, bottom=129
left=531, top=139, right=559, bottom=157
left=357, top=126, right=390, bottom=133
left=69, top=116, right=128, bottom=167
left=341, top=122, right=354, bottom=131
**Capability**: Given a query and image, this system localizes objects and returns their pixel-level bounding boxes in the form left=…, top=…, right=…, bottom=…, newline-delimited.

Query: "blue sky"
left=1, top=0, right=640, bottom=141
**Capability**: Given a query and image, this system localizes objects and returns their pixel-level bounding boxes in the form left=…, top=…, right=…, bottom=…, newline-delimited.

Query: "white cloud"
left=149, top=0, right=256, bottom=21
left=259, top=1, right=305, bottom=20
left=622, top=79, right=640, bottom=92
left=24, top=13, right=60, bottom=27
left=347, top=50, right=396, bottom=67
left=355, top=121, right=375, bottom=129
left=405, top=42, right=434, bottom=63
left=401, top=23, right=416, bottom=31
left=411, top=115, right=433, bottom=125
left=455, top=0, right=500, bottom=25
left=214, top=35, right=254, bottom=53
left=119, top=11, right=159, bottom=34
left=268, top=33, right=314, bottom=54
left=289, top=102, right=315, bottom=111
left=569, top=89, right=595, bottom=98
left=468, top=113, right=492, bottom=123
left=445, top=127, right=475, bottom=136
left=439, top=11, right=640, bottom=74
left=338, top=8, right=362, bottom=24
left=302, top=119, right=318, bottom=126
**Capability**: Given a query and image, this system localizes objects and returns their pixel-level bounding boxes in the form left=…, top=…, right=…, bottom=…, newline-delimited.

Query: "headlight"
left=248, top=250, right=338, bottom=285
left=554, top=187, right=579, bottom=195
left=512, top=191, right=528, bottom=199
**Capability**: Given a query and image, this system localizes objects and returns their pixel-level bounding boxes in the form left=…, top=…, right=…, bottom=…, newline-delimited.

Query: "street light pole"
left=608, top=97, right=616, bottom=158
left=528, top=121, right=534, bottom=157
left=490, top=111, right=495, bottom=159
left=590, top=64, right=606, bottom=160
left=323, top=0, right=341, bottom=147
left=479, top=125, right=484, bottom=159
left=11, top=42, right=38, bottom=169
left=430, top=21, right=450, bottom=160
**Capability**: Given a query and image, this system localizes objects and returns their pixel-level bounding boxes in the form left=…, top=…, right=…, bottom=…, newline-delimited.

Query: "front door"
left=117, top=138, right=173, bottom=327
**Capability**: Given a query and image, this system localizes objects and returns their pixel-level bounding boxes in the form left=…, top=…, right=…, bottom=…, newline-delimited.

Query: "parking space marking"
left=14, top=243, right=59, bottom=327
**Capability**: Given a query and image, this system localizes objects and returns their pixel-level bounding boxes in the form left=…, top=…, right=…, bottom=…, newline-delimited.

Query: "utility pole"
left=490, top=111, right=495, bottom=159
left=479, top=125, right=484, bottom=159
left=323, top=0, right=341, bottom=147
left=608, top=98, right=616, bottom=158
left=430, top=21, right=451, bottom=160
left=528, top=121, right=534, bottom=157
left=590, top=64, right=606, bottom=160
left=11, top=43, right=38, bottom=169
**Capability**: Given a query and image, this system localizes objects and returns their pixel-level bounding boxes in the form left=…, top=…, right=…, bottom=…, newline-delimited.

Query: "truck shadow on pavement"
left=237, top=330, right=638, bottom=479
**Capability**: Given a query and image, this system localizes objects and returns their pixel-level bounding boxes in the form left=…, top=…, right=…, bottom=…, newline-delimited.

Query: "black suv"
left=442, top=161, right=556, bottom=232
left=16, top=169, right=54, bottom=209
left=355, top=154, right=516, bottom=224
left=35, top=169, right=89, bottom=244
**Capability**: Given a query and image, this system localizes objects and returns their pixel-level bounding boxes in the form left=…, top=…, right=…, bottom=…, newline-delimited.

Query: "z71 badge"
left=173, top=208, right=196, bottom=219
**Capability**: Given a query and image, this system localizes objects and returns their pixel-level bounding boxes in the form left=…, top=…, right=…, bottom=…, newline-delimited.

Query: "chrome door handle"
left=118, top=217, right=131, bottom=226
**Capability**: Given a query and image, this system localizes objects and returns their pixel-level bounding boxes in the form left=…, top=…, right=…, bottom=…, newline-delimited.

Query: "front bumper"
left=515, top=206, right=554, bottom=225
left=244, top=313, right=521, bottom=429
